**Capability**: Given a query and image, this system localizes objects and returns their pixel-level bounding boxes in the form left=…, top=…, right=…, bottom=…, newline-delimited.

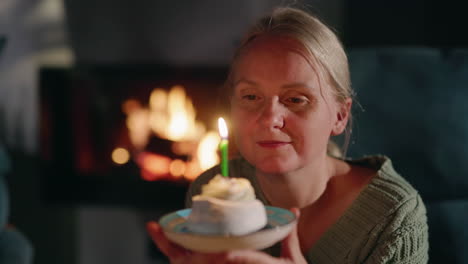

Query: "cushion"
left=426, top=200, right=468, bottom=263
left=0, top=36, right=5, bottom=56
left=0, top=229, right=34, bottom=264
left=0, top=145, right=10, bottom=228
left=347, top=48, right=468, bottom=201
left=347, top=48, right=468, bottom=264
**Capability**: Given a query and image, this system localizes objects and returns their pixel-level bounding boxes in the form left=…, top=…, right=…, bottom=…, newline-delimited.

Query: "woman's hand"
left=146, top=221, right=229, bottom=264
left=220, top=208, right=307, bottom=264
left=146, top=208, right=306, bottom=264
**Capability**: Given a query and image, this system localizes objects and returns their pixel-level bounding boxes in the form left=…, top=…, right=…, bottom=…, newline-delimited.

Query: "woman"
left=147, top=7, right=429, bottom=264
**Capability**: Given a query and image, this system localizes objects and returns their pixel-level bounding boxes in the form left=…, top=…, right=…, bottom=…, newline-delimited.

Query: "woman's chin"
left=254, top=159, right=298, bottom=174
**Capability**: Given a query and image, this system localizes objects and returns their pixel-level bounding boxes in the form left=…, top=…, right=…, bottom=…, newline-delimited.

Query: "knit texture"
left=186, top=156, right=429, bottom=264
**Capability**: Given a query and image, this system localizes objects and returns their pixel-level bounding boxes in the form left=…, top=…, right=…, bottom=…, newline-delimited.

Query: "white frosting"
left=187, top=175, right=267, bottom=236
left=196, top=175, right=256, bottom=202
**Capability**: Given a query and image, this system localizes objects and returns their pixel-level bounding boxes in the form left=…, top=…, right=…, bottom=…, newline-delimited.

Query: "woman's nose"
left=259, top=98, right=285, bottom=129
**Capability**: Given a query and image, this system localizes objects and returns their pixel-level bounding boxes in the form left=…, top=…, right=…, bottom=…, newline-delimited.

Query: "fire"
left=121, top=85, right=221, bottom=181
left=148, top=88, right=168, bottom=137
left=197, top=131, right=220, bottom=171
left=167, top=86, right=191, bottom=141
left=137, top=152, right=171, bottom=181
left=169, top=159, right=186, bottom=178
left=146, top=86, right=205, bottom=142
left=126, top=107, right=151, bottom=150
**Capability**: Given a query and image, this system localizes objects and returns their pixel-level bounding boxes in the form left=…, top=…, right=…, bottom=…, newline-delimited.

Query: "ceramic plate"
left=159, top=206, right=296, bottom=253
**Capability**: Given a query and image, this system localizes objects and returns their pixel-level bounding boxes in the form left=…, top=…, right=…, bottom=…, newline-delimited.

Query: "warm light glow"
left=149, top=111, right=167, bottom=137
left=149, top=88, right=167, bottom=111
left=126, top=108, right=151, bottom=149
left=172, top=141, right=197, bottom=156
left=218, top=117, right=228, bottom=139
left=169, top=159, right=186, bottom=178
left=122, top=99, right=141, bottom=115
left=149, top=89, right=168, bottom=137
left=168, top=112, right=190, bottom=140
left=121, top=85, right=219, bottom=181
left=166, top=86, right=197, bottom=141
left=194, top=121, right=207, bottom=140
left=197, top=131, right=221, bottom=171
left=125, top=85, right=206, bottom=144
left=137, top=152, right=171, bottom=181
left=112, top=148, right=130, bottom=164
left=184, top=160, right=202, bottom=181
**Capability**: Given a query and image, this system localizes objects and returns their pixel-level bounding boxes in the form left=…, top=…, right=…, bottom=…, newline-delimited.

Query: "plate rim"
left=159, top=205, right=297, bottom=238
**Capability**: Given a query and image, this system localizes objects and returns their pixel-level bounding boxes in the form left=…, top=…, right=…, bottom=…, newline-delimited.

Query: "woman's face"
left=230, top=35, right=347, bottom=174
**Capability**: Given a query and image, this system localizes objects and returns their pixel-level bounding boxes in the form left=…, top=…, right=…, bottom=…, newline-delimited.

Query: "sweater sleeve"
left=364, top=196, right=429, bottom=264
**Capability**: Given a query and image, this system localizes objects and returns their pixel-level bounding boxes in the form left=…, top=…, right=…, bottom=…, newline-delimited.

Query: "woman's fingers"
left=146, top=221, right=190, bottom=259
left=146, top=213, right=306, bottom=264
left=280, top=220, right=301, bottom=259
left=290, top=207, right=300, bottom=219
left=280, top=207, right=307, bottom=263
left=146, top=222, right=233, bottom=264
left=225, top=250, right=282, bottom=264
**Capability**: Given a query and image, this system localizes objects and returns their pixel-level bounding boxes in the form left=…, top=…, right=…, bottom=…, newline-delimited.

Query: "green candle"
left=218, top=117, right=229, bottom=177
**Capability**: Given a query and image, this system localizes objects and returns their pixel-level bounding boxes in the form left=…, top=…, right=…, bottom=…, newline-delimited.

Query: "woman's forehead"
left=241, top=35, right=307, bottom=57
left=235, top=35, right=322, bottom=74
left=233, top=35, right=323, bottom=84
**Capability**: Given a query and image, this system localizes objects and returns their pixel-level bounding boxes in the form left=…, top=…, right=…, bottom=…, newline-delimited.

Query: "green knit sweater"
left=186, top=156, right=429, bottom=263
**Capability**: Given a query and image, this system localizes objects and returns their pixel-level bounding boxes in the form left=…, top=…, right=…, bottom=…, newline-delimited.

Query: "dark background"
left=2, top=0, right=467, bottom=264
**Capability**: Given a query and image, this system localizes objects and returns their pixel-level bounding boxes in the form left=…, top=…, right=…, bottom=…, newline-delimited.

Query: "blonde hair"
left=226, top=7, right=353, bottom=157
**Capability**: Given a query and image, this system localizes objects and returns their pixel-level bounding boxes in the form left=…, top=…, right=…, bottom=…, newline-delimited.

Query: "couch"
left=0, top=144, right=34, bottom=264
left=0, top=36, right=34, bottom=264
left=347, top=47, right=468, bottom=263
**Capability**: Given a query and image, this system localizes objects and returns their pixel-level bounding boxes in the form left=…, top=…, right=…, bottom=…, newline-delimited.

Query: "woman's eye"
left=242, top=94, right=258, bottom=101
left=285, top=96, right=308, bottom=104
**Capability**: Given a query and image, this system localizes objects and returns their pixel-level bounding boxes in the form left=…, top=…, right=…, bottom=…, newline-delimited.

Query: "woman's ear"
left=331, top=98, right=352, bottom=136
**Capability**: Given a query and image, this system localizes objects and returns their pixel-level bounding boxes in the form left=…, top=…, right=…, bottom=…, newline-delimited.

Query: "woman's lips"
left=256, top=140, right=291, bottom=148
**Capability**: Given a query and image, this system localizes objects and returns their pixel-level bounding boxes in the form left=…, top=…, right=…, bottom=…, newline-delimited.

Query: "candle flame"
left=218, top=117, right=228, bottom=139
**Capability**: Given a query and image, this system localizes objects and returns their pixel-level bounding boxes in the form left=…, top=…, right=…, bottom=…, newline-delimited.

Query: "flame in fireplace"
left=169, top=159, right=186, bottom=178
left=167, top=86, right=193, bottom=141
left=197, top=131, right=220, bottom=171
left=137, top=152, right=172, bottom=181
left=148, top=86, right=205, bottom=142
left=126, top=108, right=150, bottom=150
left=122, top=85, right=220, bottom=181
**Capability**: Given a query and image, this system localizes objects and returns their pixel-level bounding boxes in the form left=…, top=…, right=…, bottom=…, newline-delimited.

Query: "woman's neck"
left=255, top=155, right=338, bottom=209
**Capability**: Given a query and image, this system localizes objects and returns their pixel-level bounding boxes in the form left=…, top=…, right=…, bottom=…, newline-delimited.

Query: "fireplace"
left=39, top=65, right=228, bottom=211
